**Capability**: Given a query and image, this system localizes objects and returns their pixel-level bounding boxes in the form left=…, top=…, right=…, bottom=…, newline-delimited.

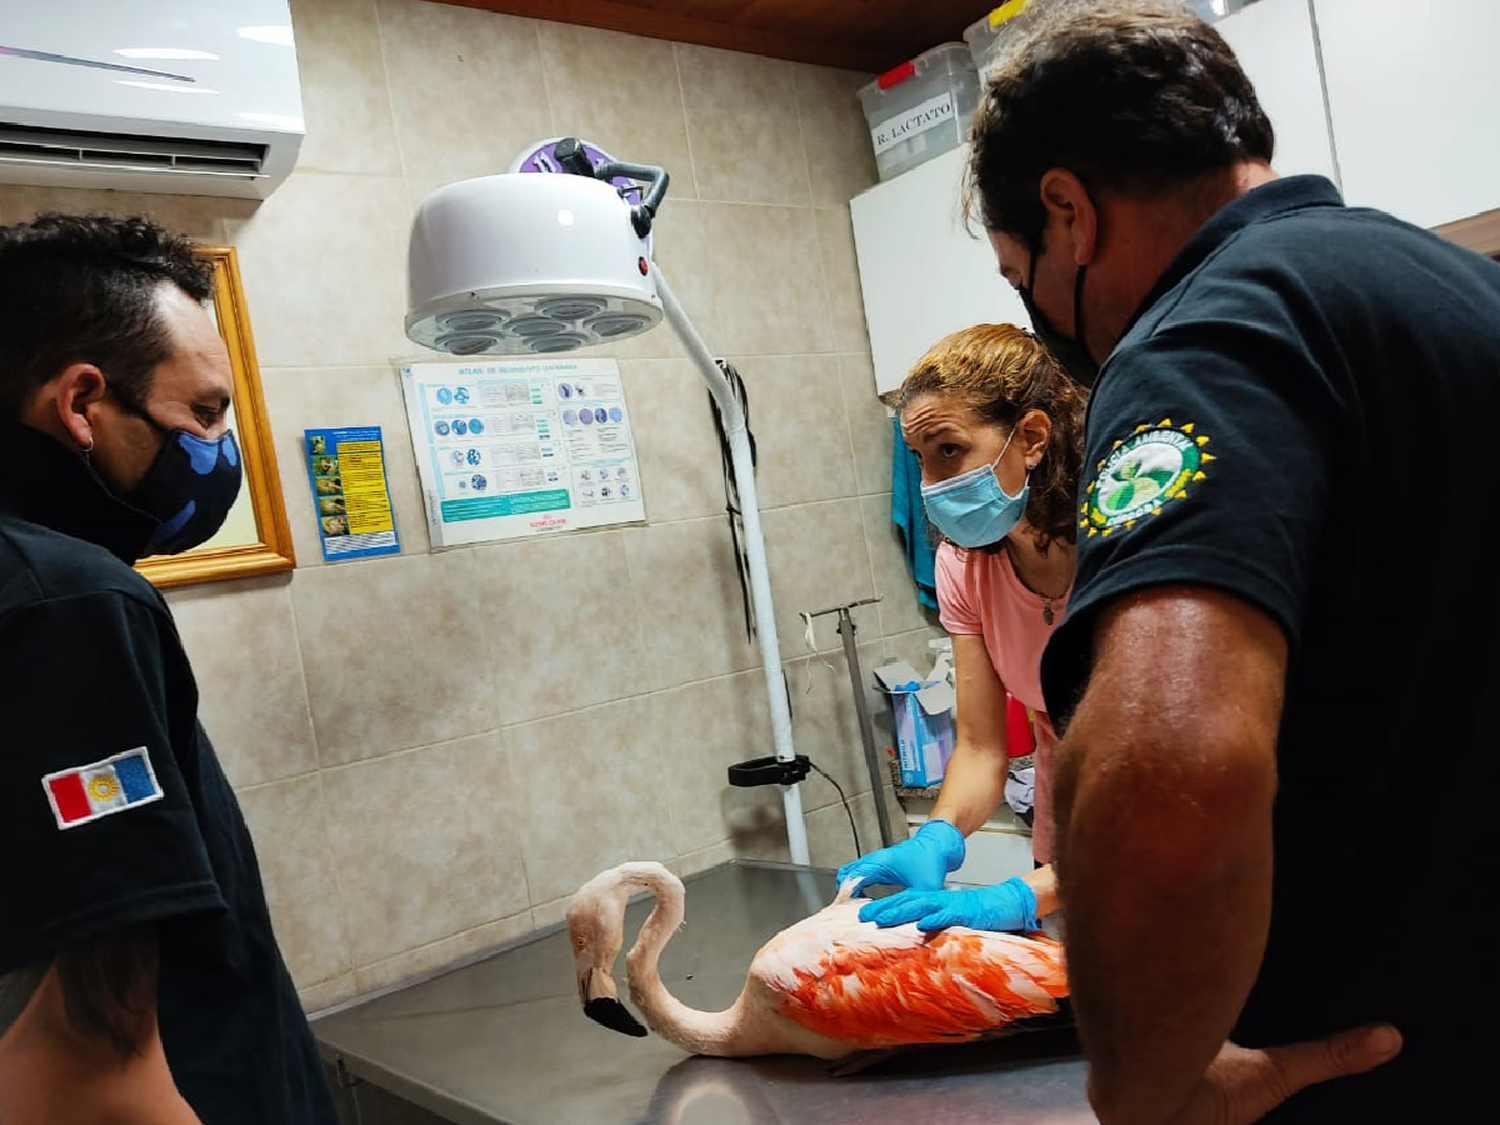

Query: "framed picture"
left=134, top=246, right=295, bottom=588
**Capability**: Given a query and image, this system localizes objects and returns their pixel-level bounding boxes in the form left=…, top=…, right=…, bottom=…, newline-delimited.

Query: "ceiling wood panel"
left=432, top=0, right=998, bottom=73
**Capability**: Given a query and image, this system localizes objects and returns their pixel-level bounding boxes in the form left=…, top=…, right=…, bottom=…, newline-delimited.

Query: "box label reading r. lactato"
left=871, top=91, right=956, bottom=155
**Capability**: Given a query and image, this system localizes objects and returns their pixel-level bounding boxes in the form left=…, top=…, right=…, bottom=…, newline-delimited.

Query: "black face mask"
left=1019, top=243, right=1100, bottom=387
left=111, top=391, right=243, bottom=555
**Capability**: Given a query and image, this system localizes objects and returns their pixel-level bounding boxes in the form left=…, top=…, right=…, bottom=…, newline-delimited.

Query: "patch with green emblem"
left=1081, top=420, right=1214, bottom=536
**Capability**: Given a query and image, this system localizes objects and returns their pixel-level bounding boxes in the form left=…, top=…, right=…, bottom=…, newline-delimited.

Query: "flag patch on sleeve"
left=42, top=747, right=164, bottom=830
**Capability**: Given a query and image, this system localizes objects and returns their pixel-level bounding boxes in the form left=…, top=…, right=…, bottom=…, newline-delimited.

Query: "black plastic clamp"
left=727, top=755, right=811, bottom=788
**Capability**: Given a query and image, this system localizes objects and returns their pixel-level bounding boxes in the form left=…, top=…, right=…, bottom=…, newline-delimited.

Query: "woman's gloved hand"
left=835, top=819, right=966, bottom=896
left=857, top=876, right=1039, bottom=933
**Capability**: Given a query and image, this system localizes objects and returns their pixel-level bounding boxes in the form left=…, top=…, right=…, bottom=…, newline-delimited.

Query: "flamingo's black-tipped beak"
left=578, top=967, right=648, bottom=1037
left=584, top=996, right=649, bottom=1037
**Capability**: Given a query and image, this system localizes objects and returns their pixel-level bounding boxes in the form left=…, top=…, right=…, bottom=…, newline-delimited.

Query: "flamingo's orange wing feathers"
left=764, top=927, right=1067, bottom=1048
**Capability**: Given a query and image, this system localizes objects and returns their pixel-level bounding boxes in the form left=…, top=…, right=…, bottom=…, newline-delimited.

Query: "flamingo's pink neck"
left=618, top=865, right=749, bottom=1056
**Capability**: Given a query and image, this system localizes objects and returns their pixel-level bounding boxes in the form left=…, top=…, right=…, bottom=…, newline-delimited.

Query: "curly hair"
left=966, top=0, right=1274, bottom=247
left=897, top=323, right=1087, bottom=551
left=0, top=213, right=212, bottom=419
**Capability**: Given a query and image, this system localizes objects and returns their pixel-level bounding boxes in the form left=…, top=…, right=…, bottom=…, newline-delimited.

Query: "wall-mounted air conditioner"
left=0, top=0, right=304, bottom=199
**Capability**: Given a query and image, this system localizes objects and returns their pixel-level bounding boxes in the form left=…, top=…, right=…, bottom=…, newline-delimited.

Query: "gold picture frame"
left=135, top=246, right=295, bottom=588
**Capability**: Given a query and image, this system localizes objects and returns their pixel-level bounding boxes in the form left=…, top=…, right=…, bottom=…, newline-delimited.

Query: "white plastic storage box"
left=857, top=43, right=982, bottom=182
left=964, top=0, right=1033, bottom=83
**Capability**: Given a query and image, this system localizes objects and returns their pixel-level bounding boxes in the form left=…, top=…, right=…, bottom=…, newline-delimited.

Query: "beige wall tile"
left=462, top=531, right=647, bottom=726
left=536, top=22, right=698, bottom=199
left=674, top=839, right=738, bottom=877
left=530, top=894, right=572, bottom=932
left=289, top=0, right=403, bottom=175
left=353, top=911, right=534, bottom=994
left=807, top=790, right=886, bottom=871
left=237, top=775, right=352, bottom=989
left=226, top=172, right=414, bottom=368
left=666, top=203, right=832, bottom=357
left=290, top=553, right=502, bottom=764
left=620, top=359, right=727, bottom=523
left=761, top=498, right=876, bottom=652
left=814, top=207, right=871, bottom=355
left=321, top=733, right=530, bottom=965
left=261, top=366, right=431, bottom=566
left=507, top=699, right=677, bottom=904
left=0, top=186, right=235, bottom=244
left=794, top=64, right=879, bottom=208
left=298, top=972, right=359, bottom=1017
left=651, top=671, right=781, bottom=856
left=788, top=646, right=875, bottom=807
left=860, top=492, right=941, bottom=638
left=674, top=45, right=810, bottom=207
left=376, top=0, right=552, bottom=200
left=839, top=352, right=895, bottom=497
left=165, top=576, right=318, bottom=789
left=734, top=354, right=856, bottom=510
left=620, top=517, right=759, bottom=689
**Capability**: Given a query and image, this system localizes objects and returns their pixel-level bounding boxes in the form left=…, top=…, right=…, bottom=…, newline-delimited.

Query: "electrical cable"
left=805, top=757, right=861, bottom=858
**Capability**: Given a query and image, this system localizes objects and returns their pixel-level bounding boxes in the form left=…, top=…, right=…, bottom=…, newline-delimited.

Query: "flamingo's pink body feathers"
left=757, top=897, right=1067, bottom=1048
left=567, top=861, right=1069, bottom=1061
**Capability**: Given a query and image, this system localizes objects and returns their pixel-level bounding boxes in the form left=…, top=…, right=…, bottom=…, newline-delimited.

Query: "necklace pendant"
left=1043, top=603, right=1054, bottom=626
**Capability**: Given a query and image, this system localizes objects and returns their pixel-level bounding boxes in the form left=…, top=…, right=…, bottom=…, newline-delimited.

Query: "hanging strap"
left=707, top=359, right=757, bottom=644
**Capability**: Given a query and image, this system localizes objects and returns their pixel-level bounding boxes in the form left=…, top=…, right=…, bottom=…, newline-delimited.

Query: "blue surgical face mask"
left=919, top=428, right=1029, bottom=549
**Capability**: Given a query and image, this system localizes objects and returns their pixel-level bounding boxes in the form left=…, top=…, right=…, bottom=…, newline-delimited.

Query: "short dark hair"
left=0, top=213, right=213, bottom=419
left=967, top=0, right=1275, bottom=247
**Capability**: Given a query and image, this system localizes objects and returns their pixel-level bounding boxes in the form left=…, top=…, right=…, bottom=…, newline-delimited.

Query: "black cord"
left=707, top=360, right=757, bottom=643
left=805, top=757, right=861, bottom=858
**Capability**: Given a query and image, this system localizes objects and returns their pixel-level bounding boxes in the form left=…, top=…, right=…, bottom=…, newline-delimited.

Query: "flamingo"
left=565, top=861, right=1069, bottom=1061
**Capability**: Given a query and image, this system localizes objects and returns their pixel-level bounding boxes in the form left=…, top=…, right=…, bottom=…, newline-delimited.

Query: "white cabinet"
left=1216, top=0, right=1339, bottom=184
left=1314, top=0, right=1500, bottom=229
left=850, top=144, right=1030, bottom=397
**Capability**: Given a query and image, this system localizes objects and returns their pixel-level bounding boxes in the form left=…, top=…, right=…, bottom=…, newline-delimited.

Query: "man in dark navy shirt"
left=0, top=215, right=335, bottom=1124
left=964, top=1, right=1499, bottom=1122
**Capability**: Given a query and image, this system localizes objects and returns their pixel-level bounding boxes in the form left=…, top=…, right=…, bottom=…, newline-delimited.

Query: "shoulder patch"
left=1081, top=419, right=1214, bottom=537
left=42, top=747, right=164, bottom=830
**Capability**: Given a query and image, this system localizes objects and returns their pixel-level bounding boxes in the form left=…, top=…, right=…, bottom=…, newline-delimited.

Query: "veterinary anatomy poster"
left=400, top=358, right=645, bottom=547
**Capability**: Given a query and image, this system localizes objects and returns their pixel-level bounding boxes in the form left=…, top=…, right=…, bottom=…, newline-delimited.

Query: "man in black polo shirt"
left=964, top=1, right=1498, bottom=1122
left=0, top=215, right=335, bottom=1124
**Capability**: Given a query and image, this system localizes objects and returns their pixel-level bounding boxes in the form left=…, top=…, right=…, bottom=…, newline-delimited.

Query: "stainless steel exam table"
left=313, top=860, right=1094, bottom=1125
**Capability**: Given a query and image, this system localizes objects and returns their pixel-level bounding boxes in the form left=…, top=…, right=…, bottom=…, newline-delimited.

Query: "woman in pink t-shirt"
left=838, top=324, right=1087, bottom=934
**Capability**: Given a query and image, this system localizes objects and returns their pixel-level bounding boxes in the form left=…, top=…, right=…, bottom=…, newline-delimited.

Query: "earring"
left=80, top=436, right=94, bottom=457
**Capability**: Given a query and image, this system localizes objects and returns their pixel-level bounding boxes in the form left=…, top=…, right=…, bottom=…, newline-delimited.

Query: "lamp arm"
left=552, top=136, right=670, bottom=238
left=653, top=266, right=811, bottom=868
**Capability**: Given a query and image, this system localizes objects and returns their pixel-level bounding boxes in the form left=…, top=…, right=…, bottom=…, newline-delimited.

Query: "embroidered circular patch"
left=1081, top=420, right=1213, bottom=536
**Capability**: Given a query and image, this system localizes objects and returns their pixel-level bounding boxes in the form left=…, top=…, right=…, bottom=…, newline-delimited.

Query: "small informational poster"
left=302, top=426, right=401, bottom=562
left=400, top=357, right=646, bottom=547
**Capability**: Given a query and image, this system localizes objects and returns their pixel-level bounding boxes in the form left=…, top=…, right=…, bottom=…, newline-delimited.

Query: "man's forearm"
left=1053, top=588, right=1285, bottom=1125
left=1057, top=719, right=1274, bottom=1124
left=1, top=930, right=204, bottom=1125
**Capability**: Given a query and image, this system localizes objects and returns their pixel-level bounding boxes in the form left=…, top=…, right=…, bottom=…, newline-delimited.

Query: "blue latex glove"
left=835, top=819, right=966, bottom=896
left=858, top=877, right=1040, bottom=933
